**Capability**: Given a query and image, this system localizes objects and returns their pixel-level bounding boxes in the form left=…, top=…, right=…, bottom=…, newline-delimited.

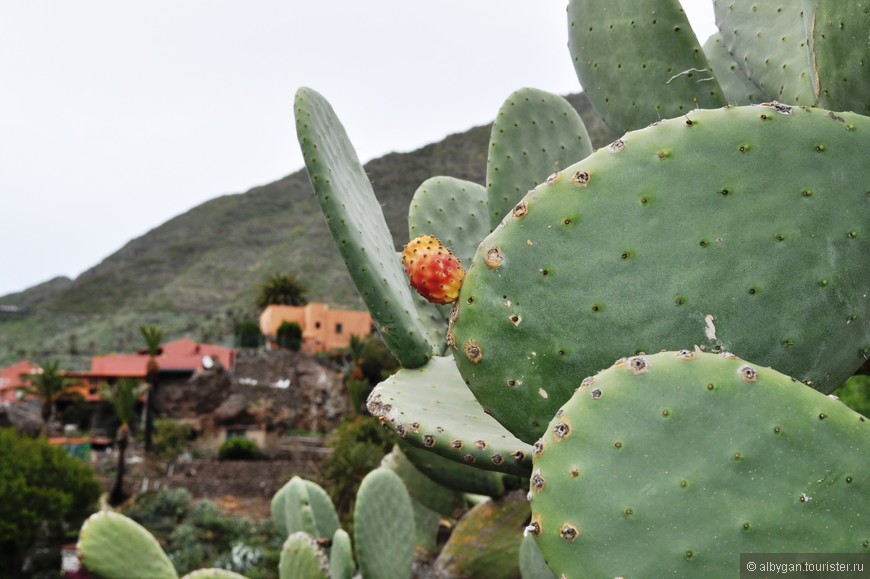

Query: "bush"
left=276, top=321, right=303, bottom=351
left=0, top=429, right=101, bottom=577
left=153, top=418, right=194, bottom=462
left=234, top=320, right=263, bottom=349
left=218, top=436, right=260, bottom=460
left=835, top=375, right=870, bottom=417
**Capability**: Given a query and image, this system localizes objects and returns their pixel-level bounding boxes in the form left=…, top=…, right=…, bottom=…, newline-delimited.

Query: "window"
left=335, top=323, right=343, bottom=334
left=315, top=321, right=321, bottom=329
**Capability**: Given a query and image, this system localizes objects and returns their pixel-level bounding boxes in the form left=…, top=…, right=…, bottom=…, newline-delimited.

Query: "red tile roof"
left=88, top=338, right=235, bottom=378
left=0, top=360, right=41, bottom=402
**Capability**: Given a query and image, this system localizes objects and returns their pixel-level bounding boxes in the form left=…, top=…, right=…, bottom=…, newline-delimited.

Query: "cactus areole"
left=402, top=235, right=465, bottom=304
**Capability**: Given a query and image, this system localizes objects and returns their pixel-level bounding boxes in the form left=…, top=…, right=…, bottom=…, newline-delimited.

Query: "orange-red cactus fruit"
left=402, top=235, right=465, bottom=304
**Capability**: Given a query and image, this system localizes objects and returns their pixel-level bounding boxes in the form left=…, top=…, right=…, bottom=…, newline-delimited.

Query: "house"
left=0, top=360, right=41, bottom=403
left=71, top=338, right=236, bottom=393
left=260, top=303, right=372, bottom=353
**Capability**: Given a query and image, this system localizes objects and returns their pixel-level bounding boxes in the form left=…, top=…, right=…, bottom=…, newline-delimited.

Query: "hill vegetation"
left=0, top=93, right=615, bottom=369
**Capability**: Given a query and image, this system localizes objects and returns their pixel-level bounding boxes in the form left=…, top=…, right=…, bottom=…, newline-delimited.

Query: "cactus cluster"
left=75, top=1, right=869, bottom=577
left=294, top=0, right=870, bottom=577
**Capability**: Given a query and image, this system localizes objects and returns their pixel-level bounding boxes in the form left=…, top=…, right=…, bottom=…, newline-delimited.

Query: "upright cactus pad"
left=294, top=87, right=440, bottom=367
left=486, top=88, right=593, bottom=229
left=271, top=476, right=340, bottom=541
left=77, top=511, right=178, bottom=579
left=529, top=350, right=870, bottom=577
left=452, top=104, right=870, bottom=442
left=702, top=32, right=768, bottom=105
left=279, top=532, right=329, bottom=579
left=353, top=468, right=416, bottom=579
left=568, top=0, right=726, bottom=134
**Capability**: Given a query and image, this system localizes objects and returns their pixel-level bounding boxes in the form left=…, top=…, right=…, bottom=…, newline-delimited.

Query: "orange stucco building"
left=259, top=303, right=372, bottom=353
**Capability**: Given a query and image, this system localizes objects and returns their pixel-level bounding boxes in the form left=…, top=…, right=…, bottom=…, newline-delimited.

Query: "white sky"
left=0, top=1, right=716, bottom=298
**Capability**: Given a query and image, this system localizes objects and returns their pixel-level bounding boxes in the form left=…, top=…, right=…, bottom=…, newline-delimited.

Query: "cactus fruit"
left=529, top=350, right=870, bottom=577
left=452, top=104, right=870, bottom=443
left=353, top=468, right=416, bottom=579
left=402, top=235, right=466, bottom=305
left=76, top=510, right=178, bottom=579
left=279, top=532, right=329, bottom=579
left=367, top=356, right=534, bottom=476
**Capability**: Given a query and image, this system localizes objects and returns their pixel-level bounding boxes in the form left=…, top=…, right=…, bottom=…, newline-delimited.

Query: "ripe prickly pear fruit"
left=402, top=235, right=465, bottom=305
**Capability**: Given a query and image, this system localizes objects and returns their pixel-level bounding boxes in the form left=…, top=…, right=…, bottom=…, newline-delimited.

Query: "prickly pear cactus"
left=77, top=510, right=178, bottom=579
left=452, top=104, right=870, bottom=443
left=279, top=532, right=329, bottom=579
left=271, top=476, right=340, bottom=541
left=529, top=350, right=870, bottom=578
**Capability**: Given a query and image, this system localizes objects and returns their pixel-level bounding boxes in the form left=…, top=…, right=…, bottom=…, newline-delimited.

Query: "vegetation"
left=0, top=428, right=101, bottom=577
left=234, top=320, right=263, bottom=348
left=276, top=321, right=302, bottom=351
left=122, top=487, right=278, bottom=577
left=101, top=378, right=148, bottom=505
left=17, top=359, right=80, bottom=433
left=139, top=324, right=164, bottom=453
left=255, top=273, right=308, bottom=310
left=218, top=436, right=261, bottom=460
left=152, top=418, right=194, bottom=462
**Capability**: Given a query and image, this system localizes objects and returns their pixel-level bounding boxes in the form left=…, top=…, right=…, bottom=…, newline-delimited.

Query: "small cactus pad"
left=402, top=235, right=465, bottom=305
left=180, top=571, right=247, bottom=579
left=409, top=176, right=489, bottom=267
left=272, top=476, right=340, bottom=541
left=400, top=441, right=509, bottom=498
left=77, top=511, right=178, bottom=579
left=702, top=32, right=768, bottom=105
left=519, top=534, right=557, bottom=579
left=353, top=468, right=416, bottom=579
left=295, top=87, right=438, bottom=367
left=432, top=490, right=530, bottom=579
left=568, top=0, right=726, bottom=134
left=530, top=350, right=870, bottom=577
left=453, top=104, right=870, bottom=442
left=279, top=532, right=329, bottom=579
left=329, top=529, right=354, bottom=579
left=486, top=88, right=593, bottom=229
left=367, top=356, right=533, bottom=476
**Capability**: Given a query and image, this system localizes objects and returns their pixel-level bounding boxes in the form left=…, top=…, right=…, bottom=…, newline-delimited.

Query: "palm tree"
left=18, top=360, right=79, bottom=435
left=255, top=273, right=309, bottom=310
left=139, top=325, right=164, bottom=452
left=102, top=378, right=148, bottom=505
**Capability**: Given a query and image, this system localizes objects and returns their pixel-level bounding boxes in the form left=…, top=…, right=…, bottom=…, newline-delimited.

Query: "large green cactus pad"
left=77, top=511, right=178, bottom=579
left=367, top=356, right=533, bottom=476
left=568, top=0, right=726, bottom=134
left=530, top=350, right=870, bottom=578
left=294, top=87, right=439, bottom=367
left=453, top=104, right=870, bottom=443
left=486, top=88, right=593, bottom=229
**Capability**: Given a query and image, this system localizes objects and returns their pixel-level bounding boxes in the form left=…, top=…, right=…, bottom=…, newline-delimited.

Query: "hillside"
left=0, top=93, right=616, bottom=369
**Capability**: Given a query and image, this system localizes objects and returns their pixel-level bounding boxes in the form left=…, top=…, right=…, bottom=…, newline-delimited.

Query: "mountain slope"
left=0, top=93, right=615, bottom=369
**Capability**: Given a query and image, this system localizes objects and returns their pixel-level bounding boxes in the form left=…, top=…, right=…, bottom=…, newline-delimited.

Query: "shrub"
left=276, top=321, right=303, bottom=351
left=218, top=436, right=260, bottom=460
left=153, top=418, right=194, bottom=462
left=835, top=375, right=870, bottom=418
left=0, top=429, right=101, bottom=577
left=234, top=320, right=263, bottom=349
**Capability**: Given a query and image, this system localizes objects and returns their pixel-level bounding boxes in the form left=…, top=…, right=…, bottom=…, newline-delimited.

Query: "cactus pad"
left=77, top=510, right=178, bottom=579
left=529, top=350, right=870, bottom=577
left=486, top=88, right=593, bottom=229
left=702, top=32, right=768, bottom=105
left=452, top=104, right=870, bottom=442
left=353, top=468, right=415, bottom=579
left=367, top=356, right=533, bottom=476
left=294, top=87, right=439, bottom=367
left=568, top=0, right=726, bottom=134
left=279, top=532, right=329, bottom=579
left=272, top=476, right=339, bottom=541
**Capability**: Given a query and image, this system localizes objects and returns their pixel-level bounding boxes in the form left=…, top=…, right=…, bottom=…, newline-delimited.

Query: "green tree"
left=102, top=378, right=148, bottom=505
left=18, top=360, right=79, bottom=434
left=139, top=325, right=164, bottom=453
left=254, top=273, right=308, bottom=310
left=0, top=428, right=101, bottom=576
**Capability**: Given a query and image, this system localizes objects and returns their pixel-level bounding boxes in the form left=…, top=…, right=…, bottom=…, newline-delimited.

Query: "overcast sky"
left=0, top=1, right=715, bottom=298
